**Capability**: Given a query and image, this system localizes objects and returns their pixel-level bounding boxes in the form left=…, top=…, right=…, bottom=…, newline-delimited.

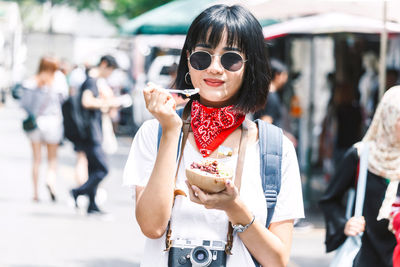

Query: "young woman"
left=21, top=56, right=68, bottom=201
left=124, top=5, right=304, bottom=266
left=320, top=86, right=400, bottom=267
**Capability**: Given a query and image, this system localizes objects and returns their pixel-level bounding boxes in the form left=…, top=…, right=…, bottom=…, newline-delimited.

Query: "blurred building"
left=21, top=3, right=128, bottom=78
left=0, top=1, right=25, bottom=94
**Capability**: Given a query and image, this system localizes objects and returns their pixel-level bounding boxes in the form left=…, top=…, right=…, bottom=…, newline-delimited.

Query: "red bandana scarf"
left=191, top=100, right=245, bottom=157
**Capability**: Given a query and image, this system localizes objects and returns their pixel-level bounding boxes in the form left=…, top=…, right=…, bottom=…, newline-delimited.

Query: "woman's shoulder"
left=245, top=119, right=259, bottom=145
left=141, top=118, right=159, bottom=130
left=252, top=120, right=294, bottom=155
left=343, top=145, right=359, bottom=160
left=22, top=77, right=38, bottom=90
left=135, top=119, right=159, bottom=141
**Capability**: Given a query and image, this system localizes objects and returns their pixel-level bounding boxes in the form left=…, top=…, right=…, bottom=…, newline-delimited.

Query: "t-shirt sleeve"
left=271, top=135, right=305, bottom=223
left=81, top=78, right=97, bottom=96
left=123, top=119, right=159, bottom=189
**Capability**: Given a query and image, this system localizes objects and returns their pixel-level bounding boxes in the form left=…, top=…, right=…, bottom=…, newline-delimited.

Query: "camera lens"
left=190, top=246, right=212, bottom=266
left=195, top=250, right=205, bottom=261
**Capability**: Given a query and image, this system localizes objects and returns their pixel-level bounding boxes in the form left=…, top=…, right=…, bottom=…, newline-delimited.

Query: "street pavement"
left=0, top=97, right=333, bottom=267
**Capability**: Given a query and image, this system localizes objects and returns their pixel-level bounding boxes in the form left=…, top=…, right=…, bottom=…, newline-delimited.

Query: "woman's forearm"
left=225, top=200, right=290, bottom=267
left=136, top=128, right=181, bottom=238
left=239, top=223, right=288, bottom=267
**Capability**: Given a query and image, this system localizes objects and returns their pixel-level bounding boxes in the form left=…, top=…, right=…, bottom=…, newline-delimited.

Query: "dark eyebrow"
left=195, top=43, right=241, bottom=52
left=224, top=47, right=241, bottom=52
left=195, top=43, right=211, bottom=48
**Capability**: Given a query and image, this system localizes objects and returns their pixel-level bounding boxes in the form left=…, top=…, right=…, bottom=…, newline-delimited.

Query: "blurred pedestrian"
left=68, top=64, right=89, bottom=97
left=253, top=59, right=297, bottom=147
left=70, top=55, right=119, bottom=214
left=358, top=52, right=379, bottom=128
left=320, top=86, right=400, bottom=267
left=66, top=64, right=90, bottom=185
left=20, top=56, right=68, bottom=202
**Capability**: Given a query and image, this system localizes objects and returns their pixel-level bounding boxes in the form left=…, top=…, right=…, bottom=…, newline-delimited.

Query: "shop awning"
left=262, top=12, right=400, bottom=39
left=120, top=0, right=277, bottom=35
left=121, top=0, right=216, bottom=35
left=220, top=0, right=400, bottom=23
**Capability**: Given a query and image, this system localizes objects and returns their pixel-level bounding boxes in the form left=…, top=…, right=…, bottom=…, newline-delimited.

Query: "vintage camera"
left=168, top=239, right=227, bottom=267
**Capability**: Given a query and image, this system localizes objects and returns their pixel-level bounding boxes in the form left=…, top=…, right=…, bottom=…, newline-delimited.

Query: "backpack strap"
left=255, top=119, right=283, bottom=228
left=252, top=120, right=283, bottom=267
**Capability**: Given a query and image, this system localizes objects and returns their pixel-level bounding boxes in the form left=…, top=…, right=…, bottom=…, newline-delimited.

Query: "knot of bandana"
left=191, top=100, right=245, bottom=157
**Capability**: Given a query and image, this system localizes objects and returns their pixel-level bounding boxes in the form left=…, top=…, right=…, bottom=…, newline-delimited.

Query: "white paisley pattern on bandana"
left=191, top=100, right=245, bottom=157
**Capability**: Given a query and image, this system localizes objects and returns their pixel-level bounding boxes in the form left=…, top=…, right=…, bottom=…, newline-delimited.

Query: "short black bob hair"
left=174, top=4, right=271, bottom=114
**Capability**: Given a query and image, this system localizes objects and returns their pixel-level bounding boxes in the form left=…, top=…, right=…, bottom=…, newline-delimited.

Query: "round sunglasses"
left=188, top=50, right=246, bottom=72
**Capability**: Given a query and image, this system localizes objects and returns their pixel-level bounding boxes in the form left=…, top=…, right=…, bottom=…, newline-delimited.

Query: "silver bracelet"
left=232, top=214, right=255, bottom=234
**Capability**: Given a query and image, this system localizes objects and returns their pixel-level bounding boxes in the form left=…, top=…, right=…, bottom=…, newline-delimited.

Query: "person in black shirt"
left=253, top=59, right=297, bottom=146
left=71, top=55, right=119, bottom=214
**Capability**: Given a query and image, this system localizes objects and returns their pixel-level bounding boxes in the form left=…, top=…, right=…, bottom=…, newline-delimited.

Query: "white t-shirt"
left=123, top=119, right=304, bottom=267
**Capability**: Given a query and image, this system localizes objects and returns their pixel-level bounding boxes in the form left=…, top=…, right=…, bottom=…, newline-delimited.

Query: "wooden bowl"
left=186, top=168, right=232, bottom=193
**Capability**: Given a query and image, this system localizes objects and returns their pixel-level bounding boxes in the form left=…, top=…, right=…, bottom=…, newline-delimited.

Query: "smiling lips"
left=204, top=78, right=224, bottom=87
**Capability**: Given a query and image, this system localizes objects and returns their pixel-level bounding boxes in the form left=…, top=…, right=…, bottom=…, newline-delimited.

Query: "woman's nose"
left=207, top=55, right=224, bottom=74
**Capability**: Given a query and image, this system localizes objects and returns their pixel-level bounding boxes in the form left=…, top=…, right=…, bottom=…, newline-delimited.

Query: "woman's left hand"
left=185, top=179, right=239, bottom=211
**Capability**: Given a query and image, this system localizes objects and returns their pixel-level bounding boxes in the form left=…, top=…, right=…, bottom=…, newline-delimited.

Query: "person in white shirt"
left=123, top=4, right=304, bottom=267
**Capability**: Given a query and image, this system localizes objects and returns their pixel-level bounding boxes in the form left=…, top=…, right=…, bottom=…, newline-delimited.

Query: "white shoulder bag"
left=330, top=143, right=370, bottom=267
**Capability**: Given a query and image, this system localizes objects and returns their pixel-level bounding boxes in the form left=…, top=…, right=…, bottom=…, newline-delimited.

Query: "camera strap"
left=225, top=119, right=249, bottom=255
left=165, top=101, right=192, bottom=251
left=164, top=101, right=249, bottom=255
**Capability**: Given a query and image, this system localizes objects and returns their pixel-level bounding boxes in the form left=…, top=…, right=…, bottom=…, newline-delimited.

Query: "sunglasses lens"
left=221, top=52, right=244, bottom=72
left=190, top=51, right=211, bottom=70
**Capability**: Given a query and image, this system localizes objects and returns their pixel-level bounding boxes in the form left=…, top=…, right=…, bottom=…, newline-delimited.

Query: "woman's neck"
left=198, top=96, right=237, bottom=109
left=269, top=83, right=277, bottom=93
left=36, top=72, right=54, bottom=87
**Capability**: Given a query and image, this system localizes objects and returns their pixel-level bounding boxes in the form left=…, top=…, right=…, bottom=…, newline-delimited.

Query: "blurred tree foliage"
left=14, top=0, right=175, bottom=27
left=102, top=0, right=175, bottom=25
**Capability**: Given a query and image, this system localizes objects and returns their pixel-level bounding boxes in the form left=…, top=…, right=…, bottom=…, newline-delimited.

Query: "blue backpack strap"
left=252, top=120, right=283, bottom=267
left=255, top=119, right=283, bottom=228
left=157, top=108, right=184, bottom=158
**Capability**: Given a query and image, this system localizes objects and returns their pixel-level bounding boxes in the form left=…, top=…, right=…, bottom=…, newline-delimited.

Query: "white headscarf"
left=363, top=86, right=400, bottom=180
left=361, top=86, right=400, bottom=220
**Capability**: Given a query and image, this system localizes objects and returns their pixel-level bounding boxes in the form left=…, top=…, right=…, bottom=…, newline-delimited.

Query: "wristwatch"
left=232, top=215, right=255, bottom=234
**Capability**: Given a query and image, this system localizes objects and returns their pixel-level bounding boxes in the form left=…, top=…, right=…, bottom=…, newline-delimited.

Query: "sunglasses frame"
left=188, top=50, right=247, bottom=72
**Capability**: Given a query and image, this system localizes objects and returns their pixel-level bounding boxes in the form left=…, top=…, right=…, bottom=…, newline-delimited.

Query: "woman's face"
left=187, top=31, right=246, bottom=108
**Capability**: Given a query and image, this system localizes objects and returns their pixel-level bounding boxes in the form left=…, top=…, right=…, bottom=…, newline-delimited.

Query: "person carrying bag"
left=19, top=56, right=68, bottom=202
left=329, top=143, right=369, bottom=267
left=21, top=89, right=52, bottom=132
left=320, top=86, right=400, bottom=267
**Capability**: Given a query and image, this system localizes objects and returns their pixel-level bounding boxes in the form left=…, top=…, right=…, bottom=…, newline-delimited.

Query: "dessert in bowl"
left=186, top=160, right=233, bottom=193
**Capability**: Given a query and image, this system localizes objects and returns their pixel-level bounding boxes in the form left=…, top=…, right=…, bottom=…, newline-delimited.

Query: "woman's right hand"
left=143, top=82, right=182, bottom=132
left=344, top=216, right=366, bottom=236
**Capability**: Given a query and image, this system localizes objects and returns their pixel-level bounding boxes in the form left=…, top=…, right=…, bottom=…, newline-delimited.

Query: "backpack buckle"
left=264, top=189, right=277, bottom=208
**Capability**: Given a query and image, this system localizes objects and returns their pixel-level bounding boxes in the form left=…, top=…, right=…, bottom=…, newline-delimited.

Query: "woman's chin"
left=199, top=96, right=232, bottom=108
